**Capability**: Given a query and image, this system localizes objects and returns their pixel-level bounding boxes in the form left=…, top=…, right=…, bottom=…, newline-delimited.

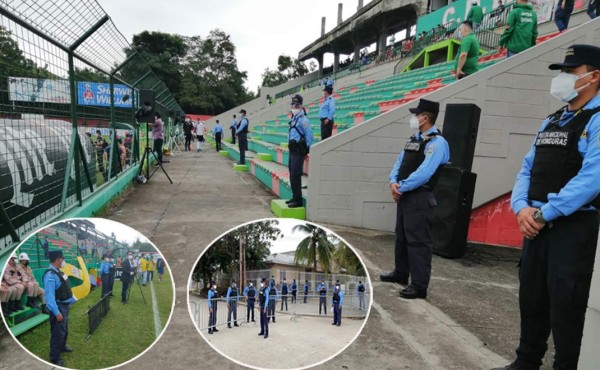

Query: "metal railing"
left=0, top=1, right=184, bottom=255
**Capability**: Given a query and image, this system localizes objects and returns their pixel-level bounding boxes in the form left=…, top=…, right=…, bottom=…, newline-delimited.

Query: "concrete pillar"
left=333, top=51, right=340, bottom=73
left=317, top=54, right=324, bottom=77
left=358, top=0, right=364, bottom=11
left=321, top=17, right=326, bottom=36
left=338, top=3, right=343, bottom=25
left=377, top=19, right=388, bottom=55
left=579, top=232, right=600, bottom=368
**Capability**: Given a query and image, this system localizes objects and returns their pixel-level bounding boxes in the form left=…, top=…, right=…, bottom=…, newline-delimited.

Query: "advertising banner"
left=8, top=77, right=71, bottom=103
left=77, top=82, right=132, bottom=108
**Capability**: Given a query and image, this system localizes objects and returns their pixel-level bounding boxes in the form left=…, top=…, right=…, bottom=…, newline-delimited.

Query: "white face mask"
left=550, top=71, right=593, bottom=103
left=409, top=115, right=424, bottom=130
left=60, top=260, right=66, bottom=268
left=128, top=255, right=133, bottom=260
left=291, top=108, right=301, bottom=116
left=12, top=258, right=18, bottom=265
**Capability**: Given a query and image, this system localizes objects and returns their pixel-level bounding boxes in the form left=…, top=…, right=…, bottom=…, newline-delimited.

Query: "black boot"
left=15, top=300, right=24, bottom=311
left=8, top=300, right=17, bottom=314
left=26, top=296, right=36, bottom=308
left=41, top=304, right=49, bottom=315
left=1, top=302, right=11, bottom=316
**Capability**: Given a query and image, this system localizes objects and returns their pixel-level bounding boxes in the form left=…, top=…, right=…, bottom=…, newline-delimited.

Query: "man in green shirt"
left=499, top=0, right=538, bottom=58
left=454, top=21, right=480, bottom=80
left=467, top=2, right=484, bottom=29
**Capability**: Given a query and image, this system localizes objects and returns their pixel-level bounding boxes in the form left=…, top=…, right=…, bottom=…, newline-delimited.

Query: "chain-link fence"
left=0, top=0, right=184, bottom=255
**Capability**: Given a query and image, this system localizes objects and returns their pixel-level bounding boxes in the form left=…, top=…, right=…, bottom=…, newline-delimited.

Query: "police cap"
left=549, top=45, right=600, bottom=70
left=48, top=250, right=63, bottom=261
left=409, top=99, right=440, bottom=115
left=291, top=94, right=303, bottom=106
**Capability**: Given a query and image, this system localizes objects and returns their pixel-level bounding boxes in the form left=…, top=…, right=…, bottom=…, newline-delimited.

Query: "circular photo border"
left=186, top=217, right=374, bottom=370
left=0, top=217, right=177, bottom=370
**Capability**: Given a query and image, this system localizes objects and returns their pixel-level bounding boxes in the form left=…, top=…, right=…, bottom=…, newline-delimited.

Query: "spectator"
left=499, top=0, right=538, bottom=58
left=554, top=0, right=575, bottom=32
left=183, top=118, right=194, bottom=151
left=454, top=21, right=480, bottom=80
left=467, top=2, right=484, bottom=29
left=148, top=112, right=165, bottom=166
left=588, top=0, right=599, bottom=19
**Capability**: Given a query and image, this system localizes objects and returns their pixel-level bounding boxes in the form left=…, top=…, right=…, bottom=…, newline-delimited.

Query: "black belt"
left=407, top=186, right=432, bottom=193
left=57, top=300, right=71, bottom=305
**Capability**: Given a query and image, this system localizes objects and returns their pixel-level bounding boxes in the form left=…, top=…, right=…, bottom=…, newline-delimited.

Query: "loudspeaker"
left=136, top=89, right=155, bottom=123
left=432, top=166, right=477, bottom=259
left=441, top=104, right=480, bottom=172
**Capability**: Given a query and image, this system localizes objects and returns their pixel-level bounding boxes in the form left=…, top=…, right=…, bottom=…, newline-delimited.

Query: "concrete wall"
left=579, top=231, right=600, bottom=369
left=306, top=18, right=600, bottom=232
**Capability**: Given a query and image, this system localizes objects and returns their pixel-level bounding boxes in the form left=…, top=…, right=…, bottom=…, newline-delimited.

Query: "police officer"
left=226, top=280, right=239, bottom=328
left=244, top=281, right=256, bottom=322
left=44, top=250, right=75, bottom=366
left=286, top=95, right=314, bottom=208
left=100, top=255, right=111, bottom=298
left=3, top=255, right=26, bottom=311
left=357, top=280, right=366, bottom=310
left=18, top=253, right=46, bottom=310
left=236, top=109, right=249, bottom=165
left=303, top=279, right=309, bottom=303
left=291, top=278, right=298, bottom=304
left=380, top=98, right=450, bottom=300
left=332, top=282, right=343, bottom=326
left=258, top=278, right=270, bottom=339
left=108, top=257, right=116, bottom=297
left=268, top=280, right=278, bottom=322
left=230, top=114, right=237, bottom=145
left=213, top=120, right=224, bottom=152
left=319, top=86, right=336, bottom=140
left=280, top=278, right=289, bottom=311
left=318, top=280, right=327, bottom=315
left=207, top=281, right=219, bottom=334
left=121, top=251, right=134, bottom=304
left=492, top=45, right=600, bottom=370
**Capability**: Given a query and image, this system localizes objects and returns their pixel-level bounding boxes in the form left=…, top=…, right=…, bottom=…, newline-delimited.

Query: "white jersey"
left=195, top=122, right=206, bottom=136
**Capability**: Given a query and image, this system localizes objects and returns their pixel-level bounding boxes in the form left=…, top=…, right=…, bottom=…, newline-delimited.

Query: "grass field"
left=17, top=269, right=174, bottom=369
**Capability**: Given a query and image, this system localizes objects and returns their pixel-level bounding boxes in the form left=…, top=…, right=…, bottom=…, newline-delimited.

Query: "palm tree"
left=332, top=242, right=365, bottom=276
left=293, top=224, right=334, bottom=272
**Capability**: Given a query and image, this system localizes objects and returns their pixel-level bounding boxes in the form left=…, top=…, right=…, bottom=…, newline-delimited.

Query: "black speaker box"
left=432, top=166, right=477, bottom=259
left=442, top=104, right=480, bottom=172
left=137, top=89, right=156, bottom=123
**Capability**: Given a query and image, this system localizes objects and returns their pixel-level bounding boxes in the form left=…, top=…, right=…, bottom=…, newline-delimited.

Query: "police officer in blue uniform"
left=43, top=250, right=76, bottom=367
left=100, top=255, right=111, bottom=298
left=267, top=280, right=278, bottom=322
left=317, top=280, right=328, bottom=314
left=230, top=114, right=237, bottom=145
left=380, top=98, right=450, bottom=300
left=236, top=109, right=249, bottom=165
left=258, top=278, right=270, bottom=339
left=291, top=278, right=298, bottom=304
left=303, top=279, right=309, bottom=303
left=213, top=120, right=224, bottom=152
left=207, top=281, right=219, bottom=334
left=493, top=45, right=600, bottom=370
left=332, top=282, right=343, bottom=326
left=280, top=278, right=289, bottom=311
left=357, top=280, right=366, bottom=310
left=243, top=281, right=256, bottom=322
left=319, top=86, right=336, bottom=140
left=286, top=94, right=314, bottom=208
left=226, top=280, right=239, bottom=328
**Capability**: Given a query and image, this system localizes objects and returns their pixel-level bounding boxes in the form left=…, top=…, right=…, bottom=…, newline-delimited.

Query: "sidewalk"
left=0, top=148, right=550, bottom=369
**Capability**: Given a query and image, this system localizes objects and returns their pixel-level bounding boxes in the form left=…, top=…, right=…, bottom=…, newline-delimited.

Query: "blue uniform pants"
left=230, top=127, right=236, bottom=144
left=247, top=299, right=255, bottom=321
left=554, top=6, right=573, bottom=31
left=303, top=291, right=308, bottom=303
left=333, top=302, right=341, bottom=325
left=101, top=274, right=110, bottom=298
left=238, top=134, right=247, bottom=164
left=588, top=0, right=599, bottom=18
left=319, top=295, right=327, bottom=314
left=268, top=299, right=276, bottom=321
left=215, top=132, right=222, bottom=151
left=209, top=302, right=218, bottom=332
left=259, top=304, right=268, bottom=335
left=358, top=293, right=365, bottom=310
left=291, top=291, right=297, bottom=303
left=515, top=211, right=599, bottom=370
left=394, top=191, right=435, bottom=291
left=280, top=295, right=288, bottom=311
left=289, top=151, right=305, bottom=202
left=49, top=303, right=69, bottom=363
left=227, top=301, right=237, bottom=325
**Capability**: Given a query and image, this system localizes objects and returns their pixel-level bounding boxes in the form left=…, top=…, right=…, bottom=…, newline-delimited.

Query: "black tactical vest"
left=333, top=290, right=340, bottom=303
left=230, top=287, right=238, bottom=299
left=396, top=130, right=444, bottom=189
left=319, top=285, right=327, bottom=296
left=269, top=286, right=277, bottom=297
left=528, top=106, right=600, bottom=205
left=282, top=283, right=288, bottom=295
left=247, top=286, right=256, bottom=299
left=43, top=268, right=73, bottom=301
left=358, top=284, right=365, bottom=292
left=259, top=286, right=267, bottom=306
left=238, top=118, right=249, bottom=135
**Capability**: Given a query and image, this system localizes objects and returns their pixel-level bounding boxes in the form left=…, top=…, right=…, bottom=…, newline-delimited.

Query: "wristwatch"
left=533, top=209, right=546, bottom=224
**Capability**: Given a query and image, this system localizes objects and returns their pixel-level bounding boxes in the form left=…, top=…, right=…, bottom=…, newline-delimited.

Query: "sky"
left=100, top=0, right=375, bottom=93
left=90, top=218, right=151, bottom=245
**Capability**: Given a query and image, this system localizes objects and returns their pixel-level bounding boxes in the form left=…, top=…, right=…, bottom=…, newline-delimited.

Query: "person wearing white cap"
left=18, top=252, right=46, bottom=309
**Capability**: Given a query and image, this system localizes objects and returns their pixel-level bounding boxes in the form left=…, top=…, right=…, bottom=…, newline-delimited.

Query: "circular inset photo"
left=0, top=218, right=175, bottom=369
left=188, top=218, right=372, bottom=370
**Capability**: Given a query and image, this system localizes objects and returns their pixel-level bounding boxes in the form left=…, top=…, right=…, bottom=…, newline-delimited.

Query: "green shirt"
left=467, top=5, right=484, bottom=23
left=499, top=3, right=538, bottom=53
left=454, top=33, right=480, bottom=75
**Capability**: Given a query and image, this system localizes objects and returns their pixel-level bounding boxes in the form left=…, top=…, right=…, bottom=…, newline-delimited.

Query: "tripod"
left=137, top=122, right=173, bottom=184
left=166, top=126, right=182, bottom=155
left=127, top=272, right=147, bottom=305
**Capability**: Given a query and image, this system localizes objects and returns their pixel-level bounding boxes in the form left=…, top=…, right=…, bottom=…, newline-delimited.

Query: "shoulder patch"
left=581, top=130, right=587, bottom=139
left=425, top=145, right=435, bottom=155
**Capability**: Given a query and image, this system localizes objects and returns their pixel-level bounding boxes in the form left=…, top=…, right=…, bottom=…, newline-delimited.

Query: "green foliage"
left=293, top=224, right=335, bottom=273
left=261, top=54, right=313, bottom=88
left=332, top=242, right=365, bottom=276
left=74, top=67, right=109, bottom=83
left=192, top=220, right=282, bottom=287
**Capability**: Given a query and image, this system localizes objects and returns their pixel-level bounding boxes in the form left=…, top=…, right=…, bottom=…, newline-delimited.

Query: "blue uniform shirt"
left=208, top=288, right=216, bottom=308
left=213, top=124, right=223, bottom=135
left=236, top=117, right=249, bottom=134
left=389, top=126, right=450, bottom=192
left=289, top=111, right=314, bottom=148
left=226, top=286, right=238, bottom=303
left=291, top=282, right=297, bottom=292
left=100, top=261, right=110, bottom=275
left=333, top=288, right=344, bottom=305
left=230, top=119, right=237, bottom=128
left=268, top=285, right=279, bottom=300
left=326, top=77, right=334, bottom=87
left=357, top=283, right=365, bottom=294
left=262, top=285, right=270, bottom=307
left=319, top=95, right=336, bottom=120
left=511, top=95, right=600, bottom=222
left=242, top=286, right=249, bottom=296
left=43, top=265, right=75, bottom=316
left=318, top=283, right=328, bottom=294
left=304, top=283, right=309, bottom=292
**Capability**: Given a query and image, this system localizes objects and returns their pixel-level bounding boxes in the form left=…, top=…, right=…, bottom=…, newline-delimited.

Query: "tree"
left=293, top=224, right=335, bottom=273
left=74, top=67, right=109, bottom=83
left=332, top=242, right=365, bottom=276
left=261, top=54, right=313, bottom=88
